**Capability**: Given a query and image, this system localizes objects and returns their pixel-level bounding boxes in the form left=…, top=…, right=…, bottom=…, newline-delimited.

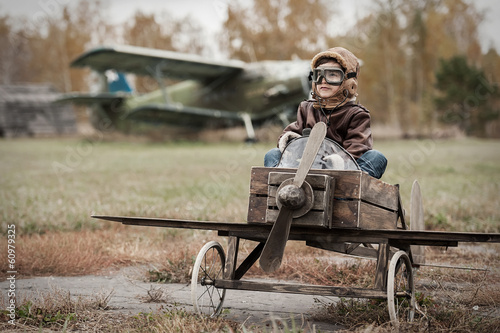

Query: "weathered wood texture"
left=248, top=167, right=399, bottom=229
left=266, top=172, right=334, bottom=227
left=214, top=279, right=387, bottom=299
left=224, top=237, right=239, bottom=279
left=93, top=215, right=500, bottom=245
left=0, top=84, right=77, bottom=137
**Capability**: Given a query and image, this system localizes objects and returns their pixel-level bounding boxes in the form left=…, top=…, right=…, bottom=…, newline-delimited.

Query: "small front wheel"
left=387, top=250, right=416, bottom=325
left=191, top=241, right=226, bottom=317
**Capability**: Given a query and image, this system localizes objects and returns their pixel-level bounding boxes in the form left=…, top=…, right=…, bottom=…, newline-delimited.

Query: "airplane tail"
left=106, top=71, right=133, bottom=93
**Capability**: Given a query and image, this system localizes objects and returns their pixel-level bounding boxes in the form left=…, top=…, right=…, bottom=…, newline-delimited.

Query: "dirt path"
left=2, top=266, right=343, bottom=332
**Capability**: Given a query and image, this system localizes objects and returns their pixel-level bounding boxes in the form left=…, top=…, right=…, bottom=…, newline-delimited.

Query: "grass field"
left=1, top=136, right=499, bottom=332
left=1, top=136, right=499, bottom=234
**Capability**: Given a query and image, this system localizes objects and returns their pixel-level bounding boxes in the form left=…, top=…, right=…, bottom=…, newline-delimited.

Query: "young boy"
left=264, top=47, right=387, bottom=179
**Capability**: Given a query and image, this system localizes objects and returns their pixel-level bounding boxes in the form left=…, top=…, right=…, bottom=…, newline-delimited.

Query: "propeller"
left=259, top=122, right=327, bottom=273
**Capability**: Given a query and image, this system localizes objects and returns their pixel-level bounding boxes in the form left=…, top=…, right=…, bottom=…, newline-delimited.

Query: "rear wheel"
left=191, top=241, right=226, bottom=317
left=387, top=250, right=415, bottom=325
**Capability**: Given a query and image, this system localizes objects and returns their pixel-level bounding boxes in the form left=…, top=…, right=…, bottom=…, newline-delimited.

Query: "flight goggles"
left=309, top=67, right=357, bottom=85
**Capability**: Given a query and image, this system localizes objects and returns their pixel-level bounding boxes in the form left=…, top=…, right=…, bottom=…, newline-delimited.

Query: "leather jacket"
left=278, top=100, right=373, bottom=159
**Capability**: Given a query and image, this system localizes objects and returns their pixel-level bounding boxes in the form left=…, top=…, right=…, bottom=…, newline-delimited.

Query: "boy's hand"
left=322, top=154, right=345, bottom=170
left=279, top=131, right=301, bottom=152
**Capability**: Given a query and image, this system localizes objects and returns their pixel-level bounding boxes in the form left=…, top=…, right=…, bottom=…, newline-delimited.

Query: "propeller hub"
left=277, top=184, right=306, bottom=209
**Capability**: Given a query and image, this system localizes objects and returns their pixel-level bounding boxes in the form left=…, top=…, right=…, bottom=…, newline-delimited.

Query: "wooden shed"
left=0, top=84, right=77, bottom=137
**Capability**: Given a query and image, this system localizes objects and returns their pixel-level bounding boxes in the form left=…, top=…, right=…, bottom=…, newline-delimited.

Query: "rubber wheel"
left=191, top=241, right=226, bottom=317
left=387, top=250, right=416, bottom=325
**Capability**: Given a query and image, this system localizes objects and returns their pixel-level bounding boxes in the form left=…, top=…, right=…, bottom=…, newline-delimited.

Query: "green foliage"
left=13, top=299, right=77, bottom=328
left=428, top=212, right=451, bottom=230
left=415, top=292, right=435, bottom=308
left=435, top=55, right=500, bottom=135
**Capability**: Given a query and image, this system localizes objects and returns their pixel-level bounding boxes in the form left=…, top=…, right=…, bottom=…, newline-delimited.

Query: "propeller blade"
left=259, top=122, right=327, bottom=273
left=292, top=122, right=327, bottom=187
left=259, top=207, right=293, bottom=272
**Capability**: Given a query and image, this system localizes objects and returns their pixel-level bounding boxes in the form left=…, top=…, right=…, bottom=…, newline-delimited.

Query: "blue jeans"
left=264, top=148, right=387, bottom=179
left=356, top=150, right=387, bottom=179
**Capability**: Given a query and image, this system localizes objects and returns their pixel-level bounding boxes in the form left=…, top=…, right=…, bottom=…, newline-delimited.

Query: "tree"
left=334, top=0, right=488, bottom=137
left=22, top=0, right=111, bottom=92
left=220, top=0, right=331, bottom=62
left=434, top=55, right=499, bottom=136
left=123, top=10, right=207, bottom=93
left=0, top=15, right=33, bottom=84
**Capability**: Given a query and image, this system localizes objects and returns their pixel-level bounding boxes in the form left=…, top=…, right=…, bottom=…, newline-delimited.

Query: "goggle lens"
left=312, top=68, right=344, bottom=85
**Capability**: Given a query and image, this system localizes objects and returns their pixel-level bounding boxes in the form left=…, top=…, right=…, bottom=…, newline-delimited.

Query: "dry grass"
left=1, top=137, right=499, bottom=332
left=0, top=287, right=240, bottom=332
left=0, top=223, right=219, bottom=278
left=235, top=241, right=377, bottom=288
left=309, top=248, right=500, bottom=332
left=0, top=287, right=113, bottom=331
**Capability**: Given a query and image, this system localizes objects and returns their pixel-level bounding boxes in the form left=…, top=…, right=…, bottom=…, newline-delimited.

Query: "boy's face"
left=315, top=61, right=342, bottom=99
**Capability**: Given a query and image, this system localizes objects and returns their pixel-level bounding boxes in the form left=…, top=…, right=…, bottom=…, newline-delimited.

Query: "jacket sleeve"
left=343, top=111, right=373, bottom=159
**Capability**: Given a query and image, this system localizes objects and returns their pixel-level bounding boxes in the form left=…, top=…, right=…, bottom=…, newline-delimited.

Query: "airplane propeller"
left=259, top=122, right=327, bottom=273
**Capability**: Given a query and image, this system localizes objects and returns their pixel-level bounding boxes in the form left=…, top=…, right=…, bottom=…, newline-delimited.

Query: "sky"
left=1, top=0, right=500, bottom=54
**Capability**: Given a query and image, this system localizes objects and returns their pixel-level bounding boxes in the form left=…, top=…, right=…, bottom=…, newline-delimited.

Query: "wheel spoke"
left=387, top=251, right=415, bottom=325
left=191, top=241, right=226, bottom=317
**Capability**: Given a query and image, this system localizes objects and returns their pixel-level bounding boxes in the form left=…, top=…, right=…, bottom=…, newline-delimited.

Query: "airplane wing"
left=126, top=103, right=291, bottom=122
left=54, top=92, right=130, bottom=105
left=70, top=45, right=245, bottom=81
left=126, top=103, right=243, bottom=122
left=126, top=103, right=288, bottom=140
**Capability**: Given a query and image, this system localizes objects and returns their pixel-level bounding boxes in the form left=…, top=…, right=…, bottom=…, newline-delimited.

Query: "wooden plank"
left=306, top=240, right=380, bottom=258
left=360, top=173, right=399, bottom=211
left=331, top=200, right=359, bottom=228
left=265, top=209, right=329, bottom=227
left=324, top=176, right=335, bottom=228
left=250, top=167, right=361, bottom=199
left=264, top=173, right=334, bottom=228
left=93, top=215, right=500, bottom=245
left=249, top=167, right=271, bottom=195
left=234, top=242, right=264, bottom=280
left=224, top=237, right=239, bottom=279
left=247, top=194, right=267, bottom=223
left=214, top=279, right=387, bottom=299
left=267, top=186, right=329, bottom=211
left=359, top=201, right=398, bottom=230
left=268, top=172, right=330, bottom=189
left=396, top=185, right=408, bottom=230
left=330, top=200, right=398, bottom=230
left=374, top=243, right=389, bottom=290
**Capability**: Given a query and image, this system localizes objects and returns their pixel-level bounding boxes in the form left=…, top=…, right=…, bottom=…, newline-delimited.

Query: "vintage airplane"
left=57, top=44, right=312, bottom=140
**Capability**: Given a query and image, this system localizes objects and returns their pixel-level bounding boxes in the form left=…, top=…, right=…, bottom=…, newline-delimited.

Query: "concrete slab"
left=1, top=266, right=343, bottom=332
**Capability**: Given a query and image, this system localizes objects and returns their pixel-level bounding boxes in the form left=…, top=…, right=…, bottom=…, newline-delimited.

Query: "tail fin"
left=105, top=70, right=132, bottom=93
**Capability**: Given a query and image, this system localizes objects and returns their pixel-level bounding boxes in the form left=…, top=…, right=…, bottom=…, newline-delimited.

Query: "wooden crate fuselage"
left=247, top=167, right=399, bottom=230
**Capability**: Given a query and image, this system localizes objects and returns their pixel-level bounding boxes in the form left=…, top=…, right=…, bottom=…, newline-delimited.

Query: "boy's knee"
left=264, top=148, right=281, bottom=167
left=366, top=150, right=387, bottom=166
left=358, top=150, right=387, bottom=179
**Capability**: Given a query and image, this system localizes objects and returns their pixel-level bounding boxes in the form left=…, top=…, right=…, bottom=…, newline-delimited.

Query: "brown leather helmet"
left=310, top=47, right=360, bottom=109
